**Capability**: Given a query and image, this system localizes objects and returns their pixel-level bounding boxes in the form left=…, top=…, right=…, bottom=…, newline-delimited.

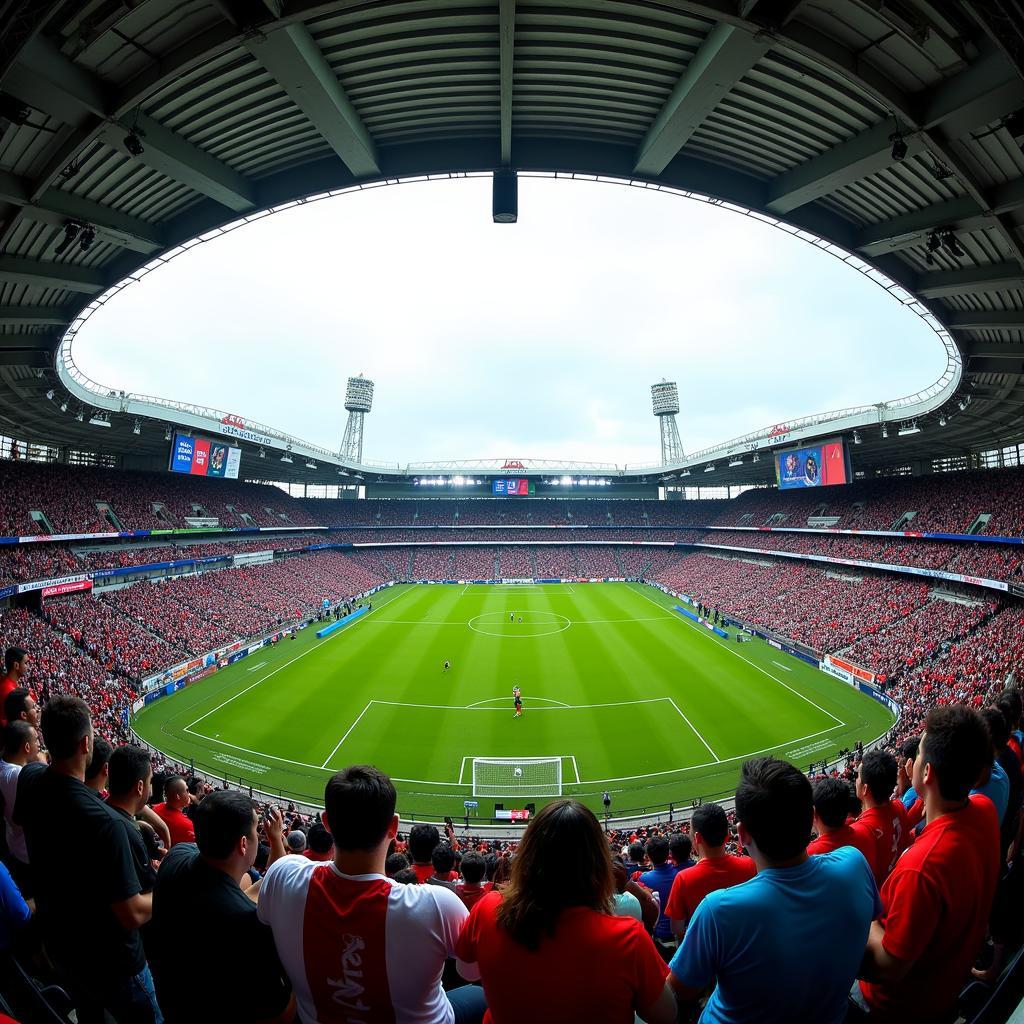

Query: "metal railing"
left=55, top=171, right=962, bottom=478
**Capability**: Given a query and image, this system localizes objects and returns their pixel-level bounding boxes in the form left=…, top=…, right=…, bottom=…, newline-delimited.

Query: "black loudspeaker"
left=525, top=802, right=536, bottom=816
left=494, top=803, right=504, bottom=814
left=492, top=170, right=518, bottom=223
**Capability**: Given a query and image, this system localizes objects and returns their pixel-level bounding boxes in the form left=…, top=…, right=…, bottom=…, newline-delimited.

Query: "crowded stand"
left=5, top=469, right=1024, bottom=1023
left=0, top=462, right=318, bottom=535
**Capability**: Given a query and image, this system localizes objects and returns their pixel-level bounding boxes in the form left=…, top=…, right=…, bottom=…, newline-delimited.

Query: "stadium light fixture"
left=852, top=431, right=861, bottom=444
left=939, top=414, right=947, bottom=427
left=54, top=220, right=82, bottom=255
left=680, top=469, right=690, bottom=477
left=132, top=420, right=141, bottom=435
left=75, top=408, right=84, bottom=422
left=306, top=460, right=317, bottom=469
left=164, top=426, right=172, bottom=441
left=704, top=464, right=715, bottom=472
left=880, top=424, right=889, bottom=438
left=258, top=448, right=266, bottom=458
left=752, top=453, right=760, bottom=462
left=941, top=230, right=964, bottom=258
left=959, top=395, right=971, bottom=411
left=45, top=389, right=54, bottom=401
left=729, top=457, right=743, bottom=467
left=88, top=412, right=110, bottom=427
left=123, top=128, right=145, bottom=156
left=560, top=476, right=571, bottom=485
left=59, top=399, right=68, bottom=413
left=889, top=118, right=908, bottom=162
left=897, top=422, right=920, bottom=436
left=280, top=454, right=293, bottom=463
left=78, top=226, right=96, bottom=252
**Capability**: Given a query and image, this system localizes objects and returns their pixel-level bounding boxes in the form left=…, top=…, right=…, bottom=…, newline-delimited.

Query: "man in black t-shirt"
left=14, top=696, right=160, bottom=1023
left=149, top=790, right=292, bottom=1023
left=106, top=746, right=158, bottom=898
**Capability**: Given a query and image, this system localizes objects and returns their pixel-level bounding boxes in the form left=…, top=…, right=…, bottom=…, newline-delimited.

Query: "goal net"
left=472, top=757, right=563, bottom=797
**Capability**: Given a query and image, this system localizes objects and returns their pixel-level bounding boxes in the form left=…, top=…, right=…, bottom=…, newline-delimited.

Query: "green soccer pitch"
left=132, top=582, right=896, bottom=820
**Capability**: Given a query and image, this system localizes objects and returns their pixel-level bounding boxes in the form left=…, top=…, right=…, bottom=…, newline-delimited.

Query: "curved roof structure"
left=1, top=0, right=1023, bottom=484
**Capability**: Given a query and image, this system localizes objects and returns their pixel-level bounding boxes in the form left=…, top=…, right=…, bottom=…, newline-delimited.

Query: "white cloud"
left=75, top=176, right=946, bottom=466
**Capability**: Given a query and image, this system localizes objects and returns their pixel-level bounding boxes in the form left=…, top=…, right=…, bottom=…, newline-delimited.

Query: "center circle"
left=468, top=610, right=572, bottom=638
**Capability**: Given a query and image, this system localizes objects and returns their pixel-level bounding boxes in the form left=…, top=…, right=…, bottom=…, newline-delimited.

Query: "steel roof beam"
left=6, top=37, right=257, bottom=212
left=855, top=176, right=1024, bottom=256
left=634, top=23, right=770, bottom=177
left=0, top=258, right=105, bottom=294
left=765, top=44, right=1024, bottom=216
left=948, top=311, right=1024, bottom=331
left=0, top=306, right=73, bottom=327
left=0, top=171, right=163, bottom=254
left=765, top=121, right=923, bottom=215
left=916, top=263, right=1024, bottom=299
left=499, top=0, right=516, bottom=166
left=245, top=23, right=379, bottom=178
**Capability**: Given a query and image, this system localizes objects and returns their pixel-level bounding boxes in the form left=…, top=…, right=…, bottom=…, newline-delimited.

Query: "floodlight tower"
left=339, top=375, right=374, bottom=464
left=651, top=380, right=685, bottom=465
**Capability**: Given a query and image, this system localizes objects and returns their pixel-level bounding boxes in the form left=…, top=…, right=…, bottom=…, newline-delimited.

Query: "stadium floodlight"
left=561, top=475, right=572, bottom=485
left=75, top=408, right=84, bottom=422
left=880, top=424, right=889, bottom=438
left=889, top=130, right=908, bottom=162
left=306, top=460, right=317, bottom=469
left=729, top=457, right=743, bottom=467
left=939, top=414, right=947, bottom=426
left=704, top=464, right=715, bottom=472
left=454, top=476, right=464, bottom=486
left=54, top=220, right=82, bottom=255
left=164, top=426, right=172, bottom=441
left=258, top=448, right=266, bottom=458
left=280, top=453, right=293, bottom=463
left=45, top=389, right=54, bottom=401
left=78, top=226, right=96, bottom=252
left=123, top=129, right=145, bottom=156
left=941, top=230, right=964, bottom=258
left=681, top=469, right=690, bottom=477
left=132, top=420, right=141, bottom=435
left=897, top=423, right=920, bottom=436
left=852, top=431, right=861, bottom=444
left=88, top=412, right=111, bottom=427
left=752, top=453, right=760, bottom=462
left=59, top=399, right=68, bottom=413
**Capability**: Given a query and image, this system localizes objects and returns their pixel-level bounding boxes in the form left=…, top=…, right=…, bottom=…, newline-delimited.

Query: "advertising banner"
left=41, top=579, right=93, bottom=599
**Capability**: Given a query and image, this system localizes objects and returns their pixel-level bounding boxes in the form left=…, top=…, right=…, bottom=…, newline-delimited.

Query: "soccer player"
left=513, top=686, right=522, bottom=719
left=509, top=612, right=514, bottom=622
left=443, top=660, right=450, bottom=673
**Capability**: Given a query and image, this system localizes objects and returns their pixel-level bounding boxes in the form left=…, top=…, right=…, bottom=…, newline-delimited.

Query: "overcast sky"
left=76, top=176, right=946, bottom=468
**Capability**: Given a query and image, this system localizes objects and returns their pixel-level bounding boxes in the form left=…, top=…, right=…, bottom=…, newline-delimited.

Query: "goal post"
left=471, top=756, right=563, bottom=797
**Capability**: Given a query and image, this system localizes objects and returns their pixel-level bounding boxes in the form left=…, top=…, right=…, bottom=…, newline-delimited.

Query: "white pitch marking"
left=630, top=584, right=842, bottom=725
left=465, top=696, right=571, bottom=708
left=569, top=754, right=581, bottom=784
left=666, top=698, right=721, bottom=762
left=320, top=700, right=376, bottom=769
left=184, top=584, right=414, bottom=733
left=246, top=661, right=268, bottom=672
left=771, top=661, right=793, bottom=672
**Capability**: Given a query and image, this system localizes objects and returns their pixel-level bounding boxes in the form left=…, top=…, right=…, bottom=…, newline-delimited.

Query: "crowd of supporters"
left=0, top=462, right=317, bottom=536
left=0, top=689, right=1016, bottom=1024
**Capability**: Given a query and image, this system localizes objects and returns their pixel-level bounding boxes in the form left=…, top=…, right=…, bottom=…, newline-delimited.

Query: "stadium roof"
left=1, top=0, right=1024, bottom=485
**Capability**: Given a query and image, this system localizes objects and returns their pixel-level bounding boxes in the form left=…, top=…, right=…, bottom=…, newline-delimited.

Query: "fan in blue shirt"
left=669, top=758, right=880, bottom=1024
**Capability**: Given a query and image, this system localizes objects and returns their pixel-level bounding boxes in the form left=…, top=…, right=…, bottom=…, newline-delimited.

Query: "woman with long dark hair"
left=455, top=800, right=675, bottom=1023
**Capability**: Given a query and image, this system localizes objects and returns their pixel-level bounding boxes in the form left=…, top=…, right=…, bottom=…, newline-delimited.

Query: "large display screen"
left=169, top=432, right=241, bottom=479
left=775, top=439, right=849, bottom=490
left=492, top=479, right=534, bottom=496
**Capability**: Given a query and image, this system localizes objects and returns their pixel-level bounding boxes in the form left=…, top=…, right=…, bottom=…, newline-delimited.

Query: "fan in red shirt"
left=152, top=777, right=196, bottom=846
left=456, top=799, right=674, bottom=1024
left=665, top=802, right=755, bottom=939
left=850, top=749, right=911, bottom=885
left=806, top=777, right=875, bottom=860
left=859, top=706, right=1000, bottom=1023
left=0, top=647, right=28, bottom=727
